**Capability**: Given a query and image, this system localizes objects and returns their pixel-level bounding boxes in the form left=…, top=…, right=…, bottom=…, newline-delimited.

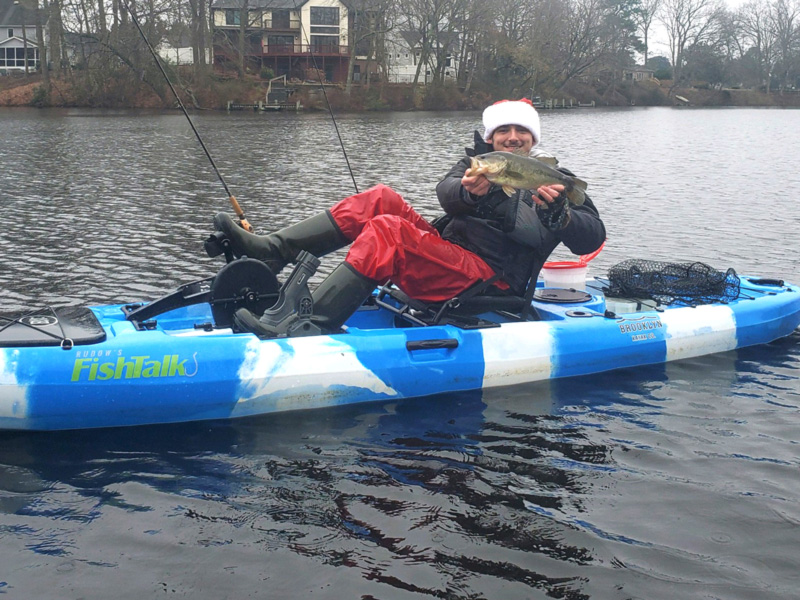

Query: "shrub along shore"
left=1, top=73, right=799, bottom=110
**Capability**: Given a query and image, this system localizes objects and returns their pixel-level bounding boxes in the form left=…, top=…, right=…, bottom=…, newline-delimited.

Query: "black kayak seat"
left=0, top=306, right=106, bottom=348
left=373, top=283, right=534, bottom=329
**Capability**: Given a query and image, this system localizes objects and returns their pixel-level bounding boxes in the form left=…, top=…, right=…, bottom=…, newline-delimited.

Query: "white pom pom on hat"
left=482, top=98, right=541, bottom=146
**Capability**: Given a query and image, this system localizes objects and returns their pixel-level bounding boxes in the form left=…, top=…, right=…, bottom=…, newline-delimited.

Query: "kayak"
left=1, top=258, right=799, bottom=431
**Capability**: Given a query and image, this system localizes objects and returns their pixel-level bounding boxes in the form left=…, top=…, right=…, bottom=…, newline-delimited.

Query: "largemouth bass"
left=468, top=151, right=587, bottom=206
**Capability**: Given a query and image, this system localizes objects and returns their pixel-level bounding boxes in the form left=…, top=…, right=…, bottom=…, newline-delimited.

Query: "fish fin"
left=531, top=148, right=559, bottom=164
left=573, top=177, right=588, bottom=191
left=502, top=185, right=515, bottom=197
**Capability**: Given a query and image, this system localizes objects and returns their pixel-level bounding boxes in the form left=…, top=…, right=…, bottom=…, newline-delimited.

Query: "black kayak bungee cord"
left=120, top=0, right=254, bottom=232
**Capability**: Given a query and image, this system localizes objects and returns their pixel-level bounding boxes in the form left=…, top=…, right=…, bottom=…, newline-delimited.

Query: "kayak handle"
left=747, top=278, right=784, bottom=287
left=406, top=339, right=459, bottom=351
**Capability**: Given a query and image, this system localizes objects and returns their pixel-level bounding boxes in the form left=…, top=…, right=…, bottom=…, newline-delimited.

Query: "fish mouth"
left=469, top=157, right=489, bottom=176
left=470, top=156, right=504, bottom=176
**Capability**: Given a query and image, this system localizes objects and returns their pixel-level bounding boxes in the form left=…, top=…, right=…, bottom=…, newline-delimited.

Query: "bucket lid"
left=533, top=289, right=593, bottom=303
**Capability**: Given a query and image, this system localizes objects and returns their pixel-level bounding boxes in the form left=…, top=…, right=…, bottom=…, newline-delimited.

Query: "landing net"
left=606, top=260, right=741, bottom=305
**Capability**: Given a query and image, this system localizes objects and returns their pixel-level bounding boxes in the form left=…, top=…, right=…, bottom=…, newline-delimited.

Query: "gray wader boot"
left=234, top=260, right=378, bottom=338
left=213, top=211, right=348, bottom=274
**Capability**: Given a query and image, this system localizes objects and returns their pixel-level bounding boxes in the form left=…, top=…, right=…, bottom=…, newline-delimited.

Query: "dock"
left=226, top=100, right=303, bottom=112
left=534, top=98, right=595, bottom=109
left=227, top=75, right=302, bottom=112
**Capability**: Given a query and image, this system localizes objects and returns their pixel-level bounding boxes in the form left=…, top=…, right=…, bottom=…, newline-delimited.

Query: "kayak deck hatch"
left=0, top=306, right=106, bottom=348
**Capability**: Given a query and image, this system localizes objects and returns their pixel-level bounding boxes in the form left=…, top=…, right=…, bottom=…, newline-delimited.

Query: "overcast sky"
left=645, top=0, right=747, bottom=61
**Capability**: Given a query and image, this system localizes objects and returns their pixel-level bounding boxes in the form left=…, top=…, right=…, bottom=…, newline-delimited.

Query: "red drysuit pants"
left=328, top=184, right=500, bottom=303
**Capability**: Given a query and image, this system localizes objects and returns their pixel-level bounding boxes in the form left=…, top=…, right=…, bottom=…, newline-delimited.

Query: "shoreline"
left=2, top=75, right=799, bottom=111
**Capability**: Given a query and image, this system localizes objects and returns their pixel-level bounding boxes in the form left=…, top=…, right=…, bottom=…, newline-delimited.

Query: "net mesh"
left=606, top=260, right=741, bottom=306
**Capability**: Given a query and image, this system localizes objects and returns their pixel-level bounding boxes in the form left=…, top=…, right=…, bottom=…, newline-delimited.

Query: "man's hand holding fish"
left=461, top=168, right=492, bottom=196
left=462, top=163, right=566, bottom=211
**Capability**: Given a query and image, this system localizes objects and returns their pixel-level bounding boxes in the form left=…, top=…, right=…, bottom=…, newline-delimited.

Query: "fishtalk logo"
left=71, top=353, right=198, bottom=382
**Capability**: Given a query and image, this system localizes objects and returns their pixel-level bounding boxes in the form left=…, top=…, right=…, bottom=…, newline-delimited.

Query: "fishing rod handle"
left=229, top=196, right=253, bottom=232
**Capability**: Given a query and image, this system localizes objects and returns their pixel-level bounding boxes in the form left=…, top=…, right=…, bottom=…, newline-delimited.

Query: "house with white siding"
left=0, top=0, right=39, bottom=73
left=211, top=0, right=362, bottom=83
left=384, top=30, right=459, bottom=85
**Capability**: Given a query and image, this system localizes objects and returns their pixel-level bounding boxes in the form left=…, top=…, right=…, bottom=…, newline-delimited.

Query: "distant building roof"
left=397, top=30, right=459, bottom=52
left=0, top=0, right=36, bottom=28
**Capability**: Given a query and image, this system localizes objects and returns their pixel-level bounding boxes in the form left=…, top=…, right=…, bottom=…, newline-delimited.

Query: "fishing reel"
left=203, top=228, right=283, bottom=328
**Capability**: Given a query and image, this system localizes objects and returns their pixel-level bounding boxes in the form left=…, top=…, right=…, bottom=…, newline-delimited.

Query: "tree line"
left=20, top=0, right=800, bottom=106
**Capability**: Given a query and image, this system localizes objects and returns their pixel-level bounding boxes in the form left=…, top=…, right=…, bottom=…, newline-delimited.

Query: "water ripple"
left=1, top=108, right=799, bottom=598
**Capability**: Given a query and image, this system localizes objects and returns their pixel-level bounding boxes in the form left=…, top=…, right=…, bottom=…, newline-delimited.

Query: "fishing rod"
left=305, top=57, right=359, bottom=194
left=291, top=0, right=359, bottom=194
left=120, top=0, right=254, bottom=232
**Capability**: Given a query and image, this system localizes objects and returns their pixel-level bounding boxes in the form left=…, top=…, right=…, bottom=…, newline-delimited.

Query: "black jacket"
left=435, top=132, right=606, bottom=295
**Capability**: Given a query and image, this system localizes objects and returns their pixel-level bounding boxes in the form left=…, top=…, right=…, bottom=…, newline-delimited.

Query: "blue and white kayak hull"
left=1, top=277, right=798, bottom=431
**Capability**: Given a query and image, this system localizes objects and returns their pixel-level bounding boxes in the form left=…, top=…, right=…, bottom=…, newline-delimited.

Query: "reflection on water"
left=0, top=334, right=797, bottom=597
left=0, top=108, right=799, bottom=598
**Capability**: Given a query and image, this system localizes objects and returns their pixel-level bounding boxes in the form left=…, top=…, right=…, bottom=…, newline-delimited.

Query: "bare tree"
left=343, top=0, right=396, bottom=93
left=236, top=0, right=250, bottom=75
left=472, top=0, right=565, bottom=95
left=737, top=0, right=778, bottom=88
left=659, top=0, right=725, bottom=86
left=493, top=0, right=541, bottom=90
left=452, top=0, right=493, bottom=93
left=635, top=0, right=662, bottom=65
left=770, top=0, right=800, bottom=91
left=396, top=0, right=469, bottom=88
left=57, top=0, right=182, bottom=104
left=35, top=0, right=50, bottom=88
left=552, top=0, right=612, bottom=89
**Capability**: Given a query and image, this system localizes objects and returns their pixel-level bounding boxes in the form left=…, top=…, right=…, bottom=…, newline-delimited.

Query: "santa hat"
left=482, top=99, right=541, bottom=146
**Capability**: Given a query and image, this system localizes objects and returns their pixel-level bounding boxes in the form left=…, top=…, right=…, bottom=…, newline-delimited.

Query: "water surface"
left=0, top=107, right=798, bottom=599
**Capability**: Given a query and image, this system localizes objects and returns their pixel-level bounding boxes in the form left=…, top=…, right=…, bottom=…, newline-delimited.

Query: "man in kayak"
left=216, top=98, right=606, bottom=337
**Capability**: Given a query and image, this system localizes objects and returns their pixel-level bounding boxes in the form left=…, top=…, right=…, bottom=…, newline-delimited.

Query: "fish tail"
left=566, top=186, right=586, bottom=206
left=566, top=177, right=587, bottom=205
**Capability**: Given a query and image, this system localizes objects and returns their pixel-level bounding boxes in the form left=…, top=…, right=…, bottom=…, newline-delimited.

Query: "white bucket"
left=541, top=261, right=588, bottom=290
